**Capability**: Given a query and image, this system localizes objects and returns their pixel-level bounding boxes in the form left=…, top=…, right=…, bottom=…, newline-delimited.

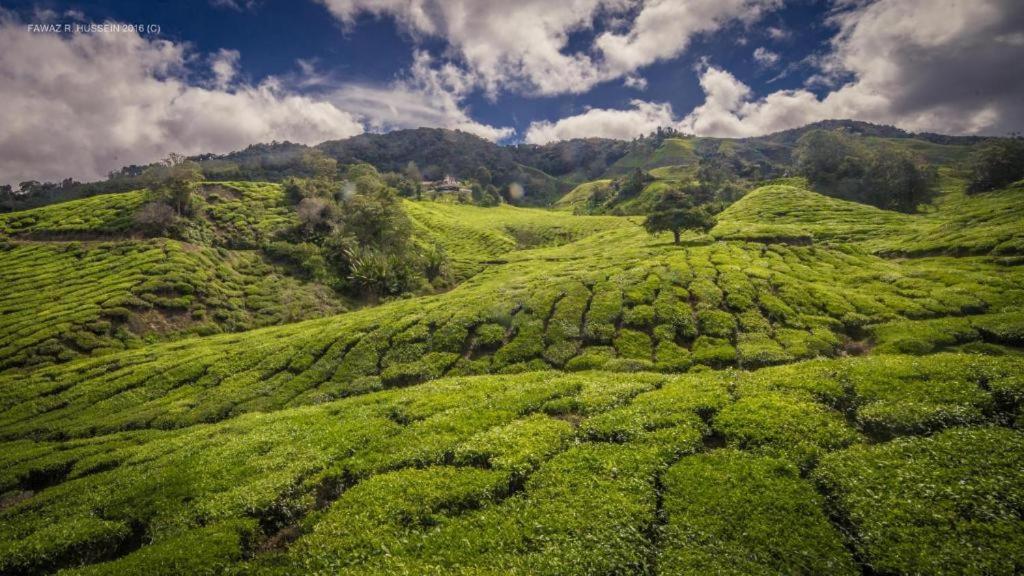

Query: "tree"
left=133, top=201, right=177, bottom=234
left=144, top=154, right=204, bottom=216
left=296, top=197, right=336, bottom=234
left=967, top=139, right=1024, bottom=193
left=795, top=130, right=934, bottom=212
left=300, top=149, right=338, bottom=180
left=616, top=168, right=653, bottom=199
left=794, top=130, right=862, bottom=189
left=474, top=165, right=492, bottom=187
left=862, top=147, right=935, bottom=211
left=643, top=189, right=715, bottom=244
left=0, top=184, right=15, bottom=212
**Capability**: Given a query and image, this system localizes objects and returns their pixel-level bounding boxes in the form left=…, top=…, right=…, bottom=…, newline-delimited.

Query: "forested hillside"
left=1, top=123, right=1022, bottom=576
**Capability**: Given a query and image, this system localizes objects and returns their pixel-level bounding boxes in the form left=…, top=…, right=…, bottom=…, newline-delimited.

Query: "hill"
left=1, top=123, right=1023, bottom=575
left=3, top=119, right=994, bottom=214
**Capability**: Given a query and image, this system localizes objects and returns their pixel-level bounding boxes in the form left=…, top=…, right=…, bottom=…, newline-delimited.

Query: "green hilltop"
left=1, top=122, right=1023, bottom=575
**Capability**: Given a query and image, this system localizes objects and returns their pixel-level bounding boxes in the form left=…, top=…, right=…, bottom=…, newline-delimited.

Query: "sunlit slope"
left=1, top=353, right=1022, bottom=575
left=0, top=182, right=295, bottom=245
left=713, top=179, right=1024, bottom=257
left=0, top=186, right=628, bottom=372
left=552, top=179, right=614, bottom=212
left=605, top=137, right=698, bottom=175
left=2, top=170, right=1024, bottom=575
left=712, top=183, right=911, bottom=244
left=403, top=200, right=629, bottom=278
left=0, top=239, right=342, bottom=371
left=2, top=222, right=1021, bottom=440
left=0, top=183, right=341, bottom=372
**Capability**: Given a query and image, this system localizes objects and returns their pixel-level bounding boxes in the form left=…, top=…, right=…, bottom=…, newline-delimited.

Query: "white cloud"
left=679, top=0, right=1024, bottom=137
left=210, top=0, right=259, bottom=11
left=766, top=26, right=788, bottom=40
left=317, top=0, right=782, bottom=96
left=326, top=51, right=514, bottom=141
left=210, top=48, right=240, bottom=89
left=0, top=21, right=364, bottom=185
left=752, top=46, right=779, bottom=67
left=524, top=100, right=675, bottom=144
left=623, top=75, right=648, bottom=90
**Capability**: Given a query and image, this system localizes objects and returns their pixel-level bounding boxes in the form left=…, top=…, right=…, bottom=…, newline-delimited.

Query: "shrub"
left=454, top=414, right=573, bottom=476
left=564, top=346, right=616, bottom=371
left=691, top=336, right=736, bottom=367
left=659, top=451, right=857, bottom=576
left=715, top=391, right=861, bottom=469
left=696, top=309, right=736, bottom=338
left=966, top=139, right=1024, bottom=193
left=622, top=304, right=655, bottom=328
left=655, top=340, right=692, bottom=372
left=614, top=329, right=653, bottom=360
left=737, top=333, right=793, bottom=368
left=815, top=427, right=1024, bottom=576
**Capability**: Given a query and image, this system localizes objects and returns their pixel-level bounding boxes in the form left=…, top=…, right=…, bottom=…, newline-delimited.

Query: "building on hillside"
left=422, top=174, right=463, bottom=193
left=436, top=174, right=459, bottom=191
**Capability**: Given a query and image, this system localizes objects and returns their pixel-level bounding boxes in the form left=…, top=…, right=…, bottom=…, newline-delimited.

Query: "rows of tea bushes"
left=0, top=354, right=1020, bottom=574
left=0, top=183, right=297, bottom=247
left=0, top=186, right=634, bottom=371
left=2, top=231, right=1020, bottom=440
left=714, top=177, right=1024, bottom=258
left=2, top=169, right=1024, bottom=574
left=0, top=191, right=146, bottom=237
left=403, top=200, right=627, bottom=279
left=0, top=239, right=342, bottom=371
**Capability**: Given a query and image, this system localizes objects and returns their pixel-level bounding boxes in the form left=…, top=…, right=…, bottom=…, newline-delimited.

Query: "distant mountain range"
left=2, top=120, right=996, bottom=211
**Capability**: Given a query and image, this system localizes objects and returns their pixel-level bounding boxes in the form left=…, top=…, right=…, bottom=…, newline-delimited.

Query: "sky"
left=1, top=0, right=1023, bottom=185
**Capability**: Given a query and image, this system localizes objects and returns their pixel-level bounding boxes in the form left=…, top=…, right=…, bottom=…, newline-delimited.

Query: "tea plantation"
left=1, top=168, right=1023, bottom=574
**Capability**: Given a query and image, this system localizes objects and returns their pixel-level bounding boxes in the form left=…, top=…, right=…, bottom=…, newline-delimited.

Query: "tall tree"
left=643, top=188, right=715, bottom=244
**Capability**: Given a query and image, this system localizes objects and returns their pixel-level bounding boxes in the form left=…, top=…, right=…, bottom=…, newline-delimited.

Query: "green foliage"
left=453, top=414, right=573, bottom=475
left=816, top=427, right=1024, bottom=576
left=795, top=129, right=936, bottom=212
left=660, top=450, right=857, bottom=575
left=2, top=129, right=1024, bottom=576
left=715, top=391, right=861, bottom=468
left=642, top=187, right=715, bottom=244
left=967, top=139, right=1024, bottom=193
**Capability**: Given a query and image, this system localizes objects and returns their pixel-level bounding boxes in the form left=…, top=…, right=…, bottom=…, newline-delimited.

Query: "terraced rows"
left=0, top=240, right=342, bottom=371
left=1, top=353, right=1021, bottom=574
left=714, top=177, right=1024, bottom=258
left=404, top=200, right=628, bottom=279
left=2, top=177, right=1023, bottom=575
left=1, top=230, right=1020, bottom=441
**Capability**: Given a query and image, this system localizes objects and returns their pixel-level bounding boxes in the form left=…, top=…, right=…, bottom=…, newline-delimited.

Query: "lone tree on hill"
left=143, top=153, right=204, bottom=216
left=643, top=188, right=715, bottom=244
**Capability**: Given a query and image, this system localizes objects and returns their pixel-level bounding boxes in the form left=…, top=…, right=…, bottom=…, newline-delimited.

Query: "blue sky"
left=0, top=0, right=1021, bottom=184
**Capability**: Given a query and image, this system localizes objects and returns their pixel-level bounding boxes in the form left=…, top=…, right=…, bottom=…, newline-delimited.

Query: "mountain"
left=4, top=119, right=997, bottom=213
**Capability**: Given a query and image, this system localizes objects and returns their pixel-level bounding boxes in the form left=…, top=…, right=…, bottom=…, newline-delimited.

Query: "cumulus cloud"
left=518, top=0, right=1024, bottom=143
left=326, top=51, right=514, bottom=141
left=678, top=0, right=1024, bottom=136
left=0, top=20, right=364, bottom=185
left=210, top=48, right=240, bottom=89
left=317, top=0, right=782, bottom=96
left=524, top=100, right=675, bottom=144
left=623, top=75, right=648, bottom=90
left=752, top=46, right=779, bottom=67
